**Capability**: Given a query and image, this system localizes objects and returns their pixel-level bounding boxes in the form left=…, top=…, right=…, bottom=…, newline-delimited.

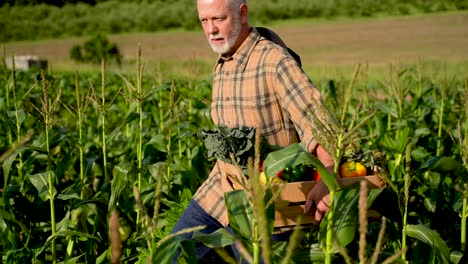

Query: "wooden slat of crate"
left=275, top=204, right=315, bottom=227
left=273, top=175, right=385, bottom=228
left=274, top=206, right=382, bottom=229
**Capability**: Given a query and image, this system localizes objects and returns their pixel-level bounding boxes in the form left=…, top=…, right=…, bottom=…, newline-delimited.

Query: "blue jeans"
left=170, top=199, right=292, bottom=263
left=170, top=199, right=225, bottom=262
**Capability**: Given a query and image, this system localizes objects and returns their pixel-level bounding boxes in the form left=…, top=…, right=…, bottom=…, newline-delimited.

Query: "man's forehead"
left=197, top=0, right=228, bottom=15
left=197, top=0, right=227, bottom=6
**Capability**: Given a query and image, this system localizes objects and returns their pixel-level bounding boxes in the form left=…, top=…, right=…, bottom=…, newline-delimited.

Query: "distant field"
left=2, top=11, right=468, bottom=80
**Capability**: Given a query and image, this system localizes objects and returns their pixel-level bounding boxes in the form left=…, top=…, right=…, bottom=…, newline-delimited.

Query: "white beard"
left=209, top=15, right=242, bottom=55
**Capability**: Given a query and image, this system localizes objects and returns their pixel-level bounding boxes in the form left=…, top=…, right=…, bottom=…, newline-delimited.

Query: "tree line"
left=1, top=0, right=174, bottom=6
left=1, top=0, right=467, bottom=42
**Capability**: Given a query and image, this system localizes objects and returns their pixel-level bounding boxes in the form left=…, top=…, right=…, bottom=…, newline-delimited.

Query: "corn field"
left=0, top=55, right=467, bottom=264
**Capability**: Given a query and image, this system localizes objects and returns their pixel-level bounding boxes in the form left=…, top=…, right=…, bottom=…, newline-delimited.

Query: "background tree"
left=70, top=34, right=122, bottom=65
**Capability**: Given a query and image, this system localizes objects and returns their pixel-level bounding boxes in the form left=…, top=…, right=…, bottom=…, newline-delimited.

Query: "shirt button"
left=225, top=97, right=230, bottom=101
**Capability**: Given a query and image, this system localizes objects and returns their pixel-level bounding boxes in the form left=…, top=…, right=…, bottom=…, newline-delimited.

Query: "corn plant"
left=31, top=70, right=62, bottom=263
left=452, top=83, right=468, bottom=254
left=100, top=61, right=109, bottom=181
left=120, top=44, right=147, bottom=226
left=305, top=64, right=379, bottom=263
left=1, top=58, right=468, bottom=263
left=401, top=141, right=411, bottom=260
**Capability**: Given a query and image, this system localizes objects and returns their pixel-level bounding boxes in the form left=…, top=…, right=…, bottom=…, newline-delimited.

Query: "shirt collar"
left=213, top=28, right=261, bottom=72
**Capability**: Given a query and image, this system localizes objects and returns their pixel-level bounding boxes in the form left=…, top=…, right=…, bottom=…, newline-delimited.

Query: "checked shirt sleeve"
left=273, top=56, right=324, bottom=153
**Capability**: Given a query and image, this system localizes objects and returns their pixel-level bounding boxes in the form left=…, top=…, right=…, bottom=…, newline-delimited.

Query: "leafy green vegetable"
left=198, top=126, right=276, bottom=171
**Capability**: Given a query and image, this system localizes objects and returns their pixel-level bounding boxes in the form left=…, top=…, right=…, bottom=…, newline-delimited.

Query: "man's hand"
left=303, top=144, right=334, bottom=224
left=304, top=180, right=330, bottom=224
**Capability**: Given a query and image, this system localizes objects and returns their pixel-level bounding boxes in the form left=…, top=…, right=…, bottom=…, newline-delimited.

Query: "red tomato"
left=312, top=170, right=321, bottom=181
left=259, top=160, right=265, bottom=172
left=276, top=170, right=283, bottom=179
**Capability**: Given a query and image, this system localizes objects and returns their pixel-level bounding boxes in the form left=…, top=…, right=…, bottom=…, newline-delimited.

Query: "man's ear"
left=240, top=3, right=248, bottom=24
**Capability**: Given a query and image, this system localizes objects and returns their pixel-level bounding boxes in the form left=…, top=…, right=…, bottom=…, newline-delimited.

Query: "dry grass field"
left=2, top=11, right=468, bottom=79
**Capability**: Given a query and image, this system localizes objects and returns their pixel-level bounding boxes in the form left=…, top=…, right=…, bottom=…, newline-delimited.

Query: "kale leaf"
left=197, top=126, right=256, bottom=169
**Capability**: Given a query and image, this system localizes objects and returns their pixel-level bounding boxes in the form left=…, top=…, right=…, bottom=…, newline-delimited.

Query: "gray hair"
left=227, top=0, right=246, bottom=11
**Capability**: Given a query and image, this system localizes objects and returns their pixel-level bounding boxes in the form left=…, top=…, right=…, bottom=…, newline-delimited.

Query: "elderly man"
left=170, top=0, right=334, bottom=261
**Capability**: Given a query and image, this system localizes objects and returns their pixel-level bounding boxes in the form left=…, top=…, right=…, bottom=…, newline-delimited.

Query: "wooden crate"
left=273, top=175, right=386, bottom=228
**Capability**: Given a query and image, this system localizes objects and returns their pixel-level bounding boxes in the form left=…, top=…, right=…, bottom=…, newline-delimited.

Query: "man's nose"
left=206, top=21, right=218, bottom=34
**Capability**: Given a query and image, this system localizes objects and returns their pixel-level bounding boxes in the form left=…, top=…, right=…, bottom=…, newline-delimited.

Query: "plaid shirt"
left=193, top=28, right=323, bottom=226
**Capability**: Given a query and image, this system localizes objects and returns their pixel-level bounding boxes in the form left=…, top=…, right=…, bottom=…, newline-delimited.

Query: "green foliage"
left=0, top=66, right=214, bottom=262
left=1, top=0, right=96, bottom=7
left=1, top=0, right=468, bottom=42
left=70, top=34, right=121, bottom=65
left=0, top=59, right=468, bottom=262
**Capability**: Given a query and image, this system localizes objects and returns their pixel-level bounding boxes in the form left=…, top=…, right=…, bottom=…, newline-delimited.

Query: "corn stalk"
left=455, top=82, right=468, bottom=252
left=306, top=64, right=376, bottom=263
left=401, top=141, right=412, bottom=260
left=33, top=69, right=62, bottom=264
left=72, top=71, right=91, bottom=198
left=10, top=54, right=26, bottom=185
left=101, top=60, right=109, bottom=181
left=436, top=64, right=447, bottom=157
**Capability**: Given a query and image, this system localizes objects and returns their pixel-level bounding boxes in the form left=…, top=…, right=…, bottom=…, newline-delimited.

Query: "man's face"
left=197, top=0, right=243, bottom=55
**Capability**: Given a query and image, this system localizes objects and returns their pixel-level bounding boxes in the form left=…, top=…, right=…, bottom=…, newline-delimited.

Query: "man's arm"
left=273, top=55, right=336, bottom=223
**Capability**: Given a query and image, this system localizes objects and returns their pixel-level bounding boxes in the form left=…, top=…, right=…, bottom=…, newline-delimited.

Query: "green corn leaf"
left=263, top=143, right=339, bottom=192
left=271, top=240, right=289, bottom=261
left=319, top=186, right=384, bottom=249
left=291, top=243, right=328, bottom=263
left=452, top=192, right=464, bottom=212
left=7, top=109, right=26, bottom=125
left=418, top=156, right=467, bottom=180
left=95, top=249, right=109, bottom=264
left=34, top=230, right=100, bottom=259
left=109, top=162, right=133, bottom=211
left=396, top=127, right=410, bottom=153
left=450, top=250, right=466, bottom=264
left=147, top=161, right=166, bottom=181
left=177, top=240, right=198, bottom=264
left=28, top=172, right=56, bottom=201
left=0, top=209, right=20, bottom=249
left=224, top=189, right=254, bottom=241
left=406, top=224, right=451, bottom=264
left=153, top=235, right=188, bottom=264
left=381, top=126, right=410, bottom=154
left=59, top=254, right=84, bottom=264
left=174, top=131, right=195, bottom=140
left=147, top=134, right=169, bottom=153
left=124, top=111, right=140, bottom=123
left=414, top=127, right=432, bottom=138
left=57, top=191, right=80, bottom=201
left=3, top=145, right=46, bottom=190
left=192, top=228, right=237, bottom=248
left=84, top=156, right=98, bottom=179
left=367, top=186, right=385, bottom=205
left=86, top=238, right=98, bottom=264
left=48, top=126, right=70, bottom=147
left=375, top=101, right=399, bottom=118
left=106, top=126, right=123, bottom=144
left=56, top=210, right=71, bottom=232
left=423, top=197, right=437, bottom=213
left=411, top=146, right=430, bottom=162
left=319, top=188, right=358, bottom=250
